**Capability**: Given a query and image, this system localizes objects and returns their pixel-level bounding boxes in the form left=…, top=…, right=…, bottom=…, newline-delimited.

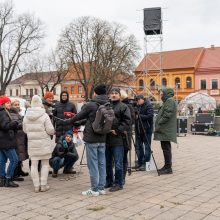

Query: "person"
left=23, top=95, right=55, bottom=192
left=10, top=100, right=29, bottom=180
left=49, top=131, right=79, bottom=177
left=65, top=84, right=108, bottom=196
left=154, top=88, right=177, bottom=175
left=0, top=96, right=19, bottom=187
left=42, top=91, right=54, bottom=118
left=120, top=89, right=135, bottom=184
left=53, top=91, right=77, bottom=143
left=134, top=94, right=154, bottom=171
left=105, top=88, right=131, bottom=192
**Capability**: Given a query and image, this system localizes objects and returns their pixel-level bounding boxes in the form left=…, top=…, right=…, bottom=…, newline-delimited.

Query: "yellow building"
left=135, top=47, right=204, bottom=101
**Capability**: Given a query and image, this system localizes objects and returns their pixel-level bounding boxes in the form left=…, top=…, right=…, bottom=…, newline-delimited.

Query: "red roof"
left=135, top=47, right=204, bottom=72
left=197, top=46, right=220, bottom=71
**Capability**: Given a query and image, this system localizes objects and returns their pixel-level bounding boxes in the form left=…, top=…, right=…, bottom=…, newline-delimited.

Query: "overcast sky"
left=13, top=0, right=220, bottom=60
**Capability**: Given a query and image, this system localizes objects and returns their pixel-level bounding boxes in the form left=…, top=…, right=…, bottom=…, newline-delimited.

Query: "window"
left=71, top=86, right=74, bottom=94
left=150, top=79, right=155, bottom=89
left=16, top=89, right=19, bottom=96
left=186, top=77, right=192, bottom=88
left=78, top=86, right=82, bottom=94
left=162, top=78, right=167, bottom=87
left=175, top=77, right=180, bottom=88
left=30, top=89, right=33, bottom=97
left=200, top=80, right=206, bottom=90
left=139, top=79, right=144, bottom=90
left=10, top=89, right=12, bottom=96
left=212, top=79, right=218, bottom=90
left=35, top=89, right=38, bottom=95
left=26, top=89, right=29, bottom=96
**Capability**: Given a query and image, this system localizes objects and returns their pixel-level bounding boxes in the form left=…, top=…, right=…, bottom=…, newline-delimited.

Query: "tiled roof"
left=135, top=47, right=204, bottom=72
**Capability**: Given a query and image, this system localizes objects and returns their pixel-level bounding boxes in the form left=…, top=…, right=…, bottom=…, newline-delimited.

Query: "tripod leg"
left=128, top=149, right=132, bottom=175
left=80, top=145, right=86, bottom=165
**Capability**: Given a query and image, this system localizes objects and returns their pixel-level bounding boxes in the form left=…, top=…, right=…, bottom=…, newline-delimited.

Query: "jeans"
left=136, top=132, right=152, bottom=166
left=161, top=141, right=172, bottom=169
left=85, top=143, right=106, bottom=192
left=31, top=159, right=49, bottom=187
left=0, top=148, right=18, bottom=178
left=106, top=145, right=124, bottom=187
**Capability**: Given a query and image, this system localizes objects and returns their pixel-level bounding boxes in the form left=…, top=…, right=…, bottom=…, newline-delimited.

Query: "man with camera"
left=134, top=94, right=154, bottom=171
left=105, top=88, right=131, bottom=192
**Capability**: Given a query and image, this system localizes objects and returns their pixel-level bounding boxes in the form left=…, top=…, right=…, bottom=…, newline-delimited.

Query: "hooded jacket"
left=67, top=95, right=109, bottom=143
left=23, top=107, right=55, bottom=160
left=154, top=88, right=177, bottom=143
left=53, top=91, right=77, bottom=141
left=0, top=106, right=17, bottom=149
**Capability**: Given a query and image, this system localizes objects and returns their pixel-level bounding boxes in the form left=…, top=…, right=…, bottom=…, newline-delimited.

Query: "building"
left=135, top=47, right=204, bottom=101
left=6, top=72, right=61, bottom=101
left=196, top=46, right=220, bottom=103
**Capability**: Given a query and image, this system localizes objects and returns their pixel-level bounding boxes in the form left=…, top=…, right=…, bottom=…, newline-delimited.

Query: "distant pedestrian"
left=23, top=95, right=55, bottom=192
left=154, top=88, right=177, bottom=175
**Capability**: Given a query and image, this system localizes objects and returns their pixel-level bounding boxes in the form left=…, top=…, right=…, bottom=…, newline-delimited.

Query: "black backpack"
left=92, top=102, right=115, bottom=134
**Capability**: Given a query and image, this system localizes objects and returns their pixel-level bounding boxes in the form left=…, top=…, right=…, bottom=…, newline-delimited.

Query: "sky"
left=12, top=0, right=220, bottom=60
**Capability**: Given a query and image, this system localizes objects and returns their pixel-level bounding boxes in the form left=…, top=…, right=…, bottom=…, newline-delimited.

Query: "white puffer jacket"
left=23, top=107, right=55, bottom=160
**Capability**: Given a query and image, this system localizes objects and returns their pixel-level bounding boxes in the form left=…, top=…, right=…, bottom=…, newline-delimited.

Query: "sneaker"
left=137, top=165, right=146, bottom=171
left=52, top=171, right=58, bottom=178
left=98, top=189, right=106, bottom=195
left=34, top=186, right=40, bottom=193
left=159, top=168, right=173, bottom=175
left=109, top=185, right=123, bottom=192
left=82, top=189, right=99, bottom=196
left=13, top=176, right=24, bottom=181
left=40, top=185, right=50, bottom=192
left=63, top=169, right=76, bottom=174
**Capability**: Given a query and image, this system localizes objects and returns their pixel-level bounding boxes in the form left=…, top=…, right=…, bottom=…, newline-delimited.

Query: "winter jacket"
left=51, top=136, right=79, bottom=160
left=154, top=88, right=177, bottom=143
left=53, top=91, right=77, bottom=142
left=42, top=99, right=53, bottom=117
left=0, top=106, right=17, bottom=149
left=135, top=99, right=154, bottom=135
left=9, top=108, right=28, bottom=161
left=106, top=100, right=131, bottom=147
left=23, top=107, right=55, bottom=160
left=67, top=95, right=109, bottom=143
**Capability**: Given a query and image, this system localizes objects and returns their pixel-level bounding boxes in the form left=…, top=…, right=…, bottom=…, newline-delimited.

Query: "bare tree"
left=58, top=16, right=140, bottom=100
left=0, top=1, right=44, bottom=95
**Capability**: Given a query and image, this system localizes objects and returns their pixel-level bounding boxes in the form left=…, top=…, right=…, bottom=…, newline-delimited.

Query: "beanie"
left=111, top=87, right=121, bottom=95
left=0, top=96, right=11, bottom=106
left=94, top=84, right=106, bottom=95
left=44, top=91, right=54, bottom=100
left=65, top=130, right=73, bottom=138
left=31, top=95, right=43, bottom=108
left=136, top=94, right=145, bottom=100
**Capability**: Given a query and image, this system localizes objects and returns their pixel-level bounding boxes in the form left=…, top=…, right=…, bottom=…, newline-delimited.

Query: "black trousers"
left=161, top=141, right=172, bottom=169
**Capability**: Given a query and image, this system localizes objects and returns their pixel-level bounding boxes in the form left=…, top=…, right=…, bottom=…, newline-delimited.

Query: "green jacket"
left=154, top=88, right=177, bottom=143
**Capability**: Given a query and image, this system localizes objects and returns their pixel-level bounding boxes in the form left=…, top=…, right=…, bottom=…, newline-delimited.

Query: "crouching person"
left=49, top=131, right=79, bottom=177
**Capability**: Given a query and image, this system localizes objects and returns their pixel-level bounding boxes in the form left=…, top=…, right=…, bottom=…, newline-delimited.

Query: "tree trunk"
left=0, top=86, right=6, bottom=96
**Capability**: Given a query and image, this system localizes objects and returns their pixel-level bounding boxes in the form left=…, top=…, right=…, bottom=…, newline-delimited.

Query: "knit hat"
left=111, top=87, right=121, bottom=95
left=44, top=91, right=54, bottom=100
left=65, top=130, right=73, bottom=138
left=136, top=94, right=145, bottom=100
left=0, top=96, right=11, bottom=106
left=31, top=95, right=43, bottom=107
left=94, top=84, right=106, bottom=95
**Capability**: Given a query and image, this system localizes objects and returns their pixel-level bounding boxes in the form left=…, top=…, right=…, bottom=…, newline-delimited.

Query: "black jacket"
left=51, top=136, right=78, bottom=160
left=0, top=106, right=17, bottom=150
left=106, top=100, right=131, bottom=147
left=53, top=91, right=77, bottom=141
left=135, top=99, right=154, bottom=135
left=67, top=95, right=109, bottom=143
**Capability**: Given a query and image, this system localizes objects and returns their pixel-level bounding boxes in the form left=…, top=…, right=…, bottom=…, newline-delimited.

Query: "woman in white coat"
left=23, top=95, right=55, bottom=192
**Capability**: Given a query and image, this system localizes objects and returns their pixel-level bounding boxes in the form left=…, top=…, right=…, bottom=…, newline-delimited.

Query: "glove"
left=9, top=121, right=18, bottom=130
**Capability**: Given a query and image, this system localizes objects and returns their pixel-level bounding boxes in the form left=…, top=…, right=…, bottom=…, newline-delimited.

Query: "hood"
left=92, top=95, right=109, bottom=105
left=161, top=88, right=174, bottom=102
left=25, top=107, right=45, bottom=121
left=60, top=91, right=69, bottom=103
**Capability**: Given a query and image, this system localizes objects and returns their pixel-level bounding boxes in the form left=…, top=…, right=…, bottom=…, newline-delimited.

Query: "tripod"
left=80, top=145, right=87, bottom=166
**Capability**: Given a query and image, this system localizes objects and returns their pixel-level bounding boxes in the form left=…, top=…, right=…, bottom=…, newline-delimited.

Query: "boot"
left=0, top=176, right=5, bottom=187
left=5, top=178, right=19, bottom=187
left=40, top=185, right=50, bottom=192
left=17, top=162, right=29, bottom=177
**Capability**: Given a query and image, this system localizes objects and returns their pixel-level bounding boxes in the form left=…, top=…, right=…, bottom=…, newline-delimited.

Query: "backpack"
left=92, top=102, right=115, bottom=134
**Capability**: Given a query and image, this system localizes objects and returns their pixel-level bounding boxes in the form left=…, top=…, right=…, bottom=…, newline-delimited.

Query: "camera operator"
left=105, top=88, right=131, bottom=192
left=154, top=88, right=177, bottom=175
left=134, top=94, right=154, bottom=171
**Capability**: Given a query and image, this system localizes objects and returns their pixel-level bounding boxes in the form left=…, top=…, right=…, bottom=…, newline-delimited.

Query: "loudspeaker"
left=143, top=7, right=162, bottom=35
